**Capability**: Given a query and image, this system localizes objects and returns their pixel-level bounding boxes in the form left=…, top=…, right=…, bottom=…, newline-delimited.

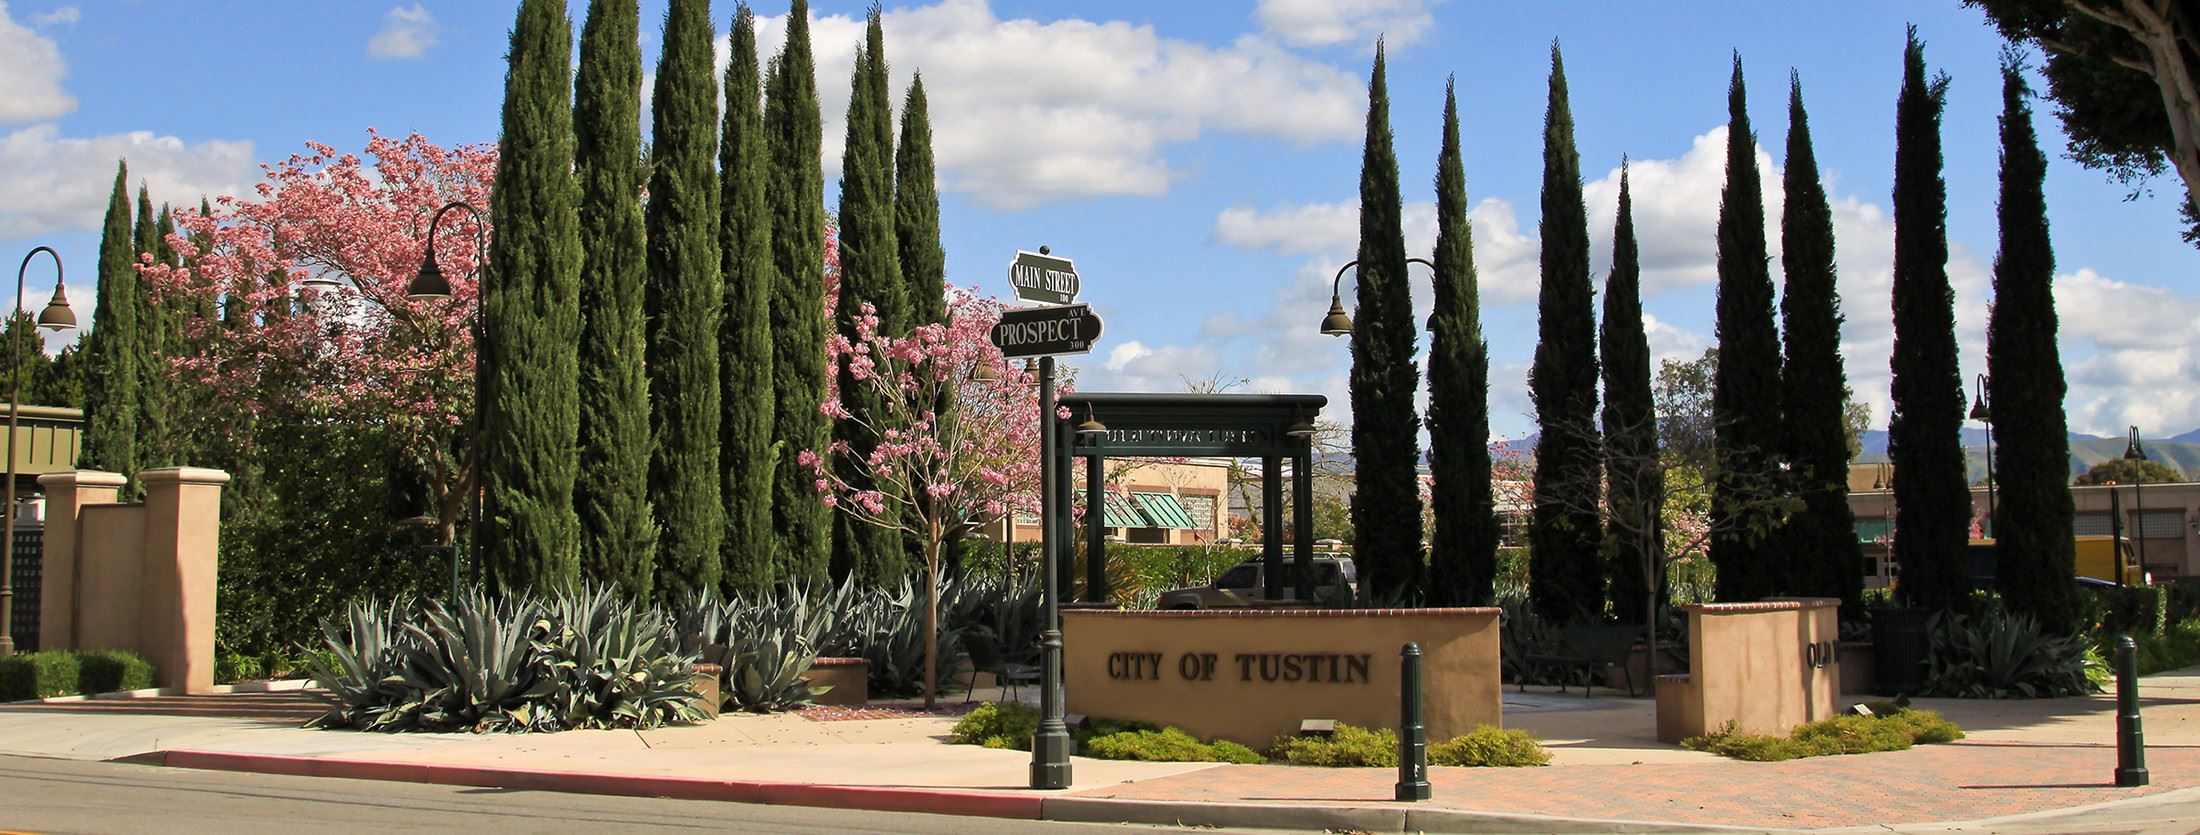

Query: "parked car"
left=1155, top=555, right=1357, bottom=609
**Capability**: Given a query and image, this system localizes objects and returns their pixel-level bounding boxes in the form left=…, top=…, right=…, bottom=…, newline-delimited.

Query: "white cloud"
left=31, top=6, right=76, bottom=26
left=2053, top=269, right=2200, bottom=435
left=745, top=0, right=1364, bottom=209
left=0, top=2, right=75, bottom=124
left=1255, top=0, right=1440, bottom=49
left=0, top=124, right=255, bottom=238
left=1583, top=127, right=1778, bottom=294
left=366, top=4, right=437, bottom=60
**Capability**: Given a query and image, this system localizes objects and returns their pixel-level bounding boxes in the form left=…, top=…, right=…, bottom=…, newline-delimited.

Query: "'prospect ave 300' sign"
left=990, top=303, right=1103, bottom=358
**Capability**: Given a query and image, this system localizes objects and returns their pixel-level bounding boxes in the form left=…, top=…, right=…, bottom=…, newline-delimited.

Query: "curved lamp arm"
left=1320, top=256, right=1436, bottom=337
left=409, top=200, right=487, bottom=301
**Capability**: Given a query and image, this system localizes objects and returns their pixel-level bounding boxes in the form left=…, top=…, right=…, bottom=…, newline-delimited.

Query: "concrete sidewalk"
left=3, top=673, right=2197, bottom=833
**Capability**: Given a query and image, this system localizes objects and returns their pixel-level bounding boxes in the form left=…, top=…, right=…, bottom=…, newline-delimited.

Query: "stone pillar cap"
left=139, top=467, right=232, bottom=486
left=37, top=469, right=128, bottom=488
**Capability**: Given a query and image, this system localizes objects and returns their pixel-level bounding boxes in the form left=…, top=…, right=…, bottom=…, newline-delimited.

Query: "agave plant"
left=306, top=598, right=413, bottom=730
left=1923, top=605, right=2102, bottom=699
left=539, top=586, right=704, bottom=729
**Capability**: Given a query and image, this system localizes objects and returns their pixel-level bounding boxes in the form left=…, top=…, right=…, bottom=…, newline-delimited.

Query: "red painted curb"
left=157, top=750, right=1044, bottom=820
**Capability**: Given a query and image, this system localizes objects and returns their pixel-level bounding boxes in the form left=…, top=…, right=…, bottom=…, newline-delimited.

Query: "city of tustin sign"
left=991, top=303, right=1102, bottom=358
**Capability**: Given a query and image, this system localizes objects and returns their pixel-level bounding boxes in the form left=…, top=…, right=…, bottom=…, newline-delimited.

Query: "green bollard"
left=2117, top=636, right=2149, bottom=787
left=1396, top=642, right=1430, bottom=801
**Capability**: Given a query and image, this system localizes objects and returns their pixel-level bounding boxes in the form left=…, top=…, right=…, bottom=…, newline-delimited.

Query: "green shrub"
left=1272, top=723, right=1398, bottom=767
left=78, top=651, right=155, bottom=694
left=0, top=651, right=79, bottom=700
left=215, top=652, right=264, bottom=684
left=1683, top=709, right=1964, bottom=761
left=0, top=650, right=156, bottom=700
left=949, top=701, right=1040, bottom=750
left=1428, top=726, right=1550, bottom=767
left=2105, top=618, right=2200, bottom=676
left=1083, top=727, right=1264, bottom=764
left=1924, top=605, right=2101, bottom=698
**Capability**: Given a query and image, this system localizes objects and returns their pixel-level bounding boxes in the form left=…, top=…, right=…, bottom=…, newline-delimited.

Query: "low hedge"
left=1083, top=727, right=1265, bottom=764
left=1270, top=723, right=1550, bottom=768
left=1682, top=707, right=1963, bottom=761
left=0, top=650, right=156, bottom=701
left=947, top=702, right=1257, bottom=763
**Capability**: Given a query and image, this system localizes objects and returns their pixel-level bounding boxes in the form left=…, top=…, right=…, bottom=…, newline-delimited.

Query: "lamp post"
left=1971, top=374, right=1993, bottom=539
left=406, top=201, right=486, bottom=600
left=0, top=247, right=75, bottom=656
left=2124, top=425, right=2149, bottom=572
left=1317, top=257, right=1436, bottom=337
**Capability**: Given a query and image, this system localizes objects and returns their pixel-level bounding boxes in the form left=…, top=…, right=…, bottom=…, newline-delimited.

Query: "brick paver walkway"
left=1069, top=740, right=2200, bottom=829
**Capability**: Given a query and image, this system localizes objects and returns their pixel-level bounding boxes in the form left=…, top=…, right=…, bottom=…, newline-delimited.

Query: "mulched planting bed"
left=798, top=701, right=985, bottom=722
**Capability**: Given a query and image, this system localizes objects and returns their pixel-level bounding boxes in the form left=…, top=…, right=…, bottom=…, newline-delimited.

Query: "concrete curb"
left=155, top=750, right=1044, bottom=820
left=3, top=678, right=314, bottom=706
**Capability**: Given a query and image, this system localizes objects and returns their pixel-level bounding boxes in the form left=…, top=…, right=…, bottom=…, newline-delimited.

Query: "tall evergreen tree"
left=1528, top=43, right=1604, bottom=623
left=81, top=162, right=139, bottom=484
left=829, top=9, right=907, bottom=583
left=1347, top=41, right=1423, bottom=602
left=573, top=0, right=656, bottom=598
left=1888, top=28, right=1971, bottom=612
left=896, top=75, right=946, bottom=329
left=1780, top=74, right=1865, bottom=613
left=130, top=186, right=174, bottom=470
left=1709, top=55, right=1786, bottom=602
left=644, top=0, right=724, bottom=596
left=721, top=4, right=777, bottom=596
left=1988, top=54, right=2080, bottom=632
left=1601, top=164, right=1661, bottom=625
left=481, top=0, right=584, bottom=592
left=765, top=0, right=831, bottom=586
left=1424, top=79, right=1496, bottom=607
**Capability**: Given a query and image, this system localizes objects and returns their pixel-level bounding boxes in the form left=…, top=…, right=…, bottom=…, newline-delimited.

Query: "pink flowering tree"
left=803, top=290, right=1044, bottom=707
left=141, top=130, right=496, bottom=548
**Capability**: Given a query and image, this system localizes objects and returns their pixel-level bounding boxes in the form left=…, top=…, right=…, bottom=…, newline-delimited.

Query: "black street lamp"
left=407, top=201, right=486, bottom=600
left=2124, top=425, right=2149, bottom=572
left=0, top=247, right=74, bottom=656
left=1971, top=374, right=1993, bottom=539
left=1317, top=257, right=1437, bottom=337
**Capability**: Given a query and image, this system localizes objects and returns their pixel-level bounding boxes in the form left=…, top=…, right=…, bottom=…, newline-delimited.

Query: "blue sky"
left=3, top=0, right=2197, bottom=441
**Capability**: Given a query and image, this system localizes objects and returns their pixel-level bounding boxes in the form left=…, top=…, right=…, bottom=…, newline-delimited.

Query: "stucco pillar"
left=35, top=469, right=126, bottom=651
left=139, top=467, right=228, bottom=693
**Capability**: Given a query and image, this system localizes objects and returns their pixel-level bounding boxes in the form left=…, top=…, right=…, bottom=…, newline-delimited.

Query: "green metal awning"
left=1131, top=492, right=1198, bottom=529
left=1101, top=494, right=1148, bottom=528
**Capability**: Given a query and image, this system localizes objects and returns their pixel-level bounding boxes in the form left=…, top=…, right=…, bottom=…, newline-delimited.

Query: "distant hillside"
left=1854, top=429, right=2196, bottom=481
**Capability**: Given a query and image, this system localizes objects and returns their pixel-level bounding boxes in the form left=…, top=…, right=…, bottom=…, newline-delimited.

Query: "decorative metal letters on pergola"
left=1049, top=393, right=1326, bottom=603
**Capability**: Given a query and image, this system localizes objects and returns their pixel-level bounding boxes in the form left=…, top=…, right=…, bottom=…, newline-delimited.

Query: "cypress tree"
left=765, top=0, right=831, bottom=586
left=1347, top=41, right=1423, bottom=602
left=573, top=0, right=656, bottom=598
left=81, top=161, right=139, bottom=483
left=829, top=9, right=907, bottom=584
left=896, top=75, right=946, bottom=329
left=131, top=187, right=174, bottom=470
left=1601, top=163, right=1661, bottom=625
left=1424, top=79, right=1496, bottom=607
left=1528, top=43, right=1604, bottom=624
left=1710, top=55, right=1785, bottom=601
left=1987, top=54, right=2080, bottom=632
left=481, top=0, right=584, bottom=592
left=1780, top=74, right=1865, bottom=613
left=644, top=0, right=724, bottom=596
left=721, top=5, right=777, bottom=596
left=1888, top=28, right=1970, bottom=612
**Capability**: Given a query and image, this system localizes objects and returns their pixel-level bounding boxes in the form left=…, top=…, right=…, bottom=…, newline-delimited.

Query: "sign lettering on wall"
left=1106, top=651, right=1373, bottom=684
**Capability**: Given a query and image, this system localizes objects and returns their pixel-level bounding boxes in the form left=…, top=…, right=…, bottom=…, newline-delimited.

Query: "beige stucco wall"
left=36, top=467, right=227, bottom=693
left=1063, top=607, right=1501, bottom=748
left=1657, top=598, right=1840, bottom=743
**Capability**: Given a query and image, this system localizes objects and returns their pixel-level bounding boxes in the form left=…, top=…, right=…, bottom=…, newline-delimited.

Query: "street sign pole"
left=1031, top=353, right=1072, bottom=790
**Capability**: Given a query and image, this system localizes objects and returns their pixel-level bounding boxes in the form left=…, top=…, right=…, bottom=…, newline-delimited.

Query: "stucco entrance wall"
left=1062, top=607, right=1501, bottom=749
left=1655, top=598, right=1841, bottom=743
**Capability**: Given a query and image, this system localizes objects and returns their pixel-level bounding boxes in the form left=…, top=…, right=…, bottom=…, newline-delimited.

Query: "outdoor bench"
left=1522, top=623, right=1640, bottom=697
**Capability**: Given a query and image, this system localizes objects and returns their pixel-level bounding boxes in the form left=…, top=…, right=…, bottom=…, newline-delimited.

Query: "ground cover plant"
left=946, top=702, right=1258, bottom=762
left=1269, top=722, right=1551, bottom=767
left=1681, top=706, right=1963, bottom=761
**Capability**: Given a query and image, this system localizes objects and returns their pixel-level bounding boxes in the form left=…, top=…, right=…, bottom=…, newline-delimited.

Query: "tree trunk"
left=923, top=537, right=939, bottom=710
